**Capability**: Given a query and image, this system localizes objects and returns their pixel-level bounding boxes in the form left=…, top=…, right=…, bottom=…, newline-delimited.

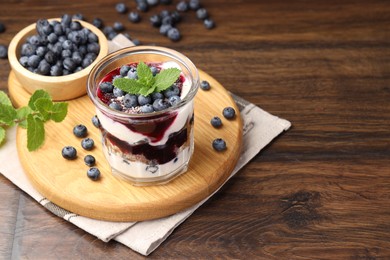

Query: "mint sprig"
left=0, top=89, right=68, bottom=151
left=113, top=61, right=181, bottom=96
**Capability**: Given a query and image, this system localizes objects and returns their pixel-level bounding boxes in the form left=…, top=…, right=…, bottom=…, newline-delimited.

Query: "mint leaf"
left=113, top=77, right=145, bottom=94
left=0, top=103, right=17, bottom=126
left=27, top=114, right=45, bottom=151
left=35, top=98, right=53, bottom=121
left=154, top=68, right=181, bottom=92
left=0, top=127, right=5, bottom=145
left=0, top=91, right=12, bottom=106
left=28, top=89, right=51, bottom=110
left=51, top=102, right=68, bottom=122
left=137, top=61, right=155, bottom=87
left=16, top=106, right=33, bottom=129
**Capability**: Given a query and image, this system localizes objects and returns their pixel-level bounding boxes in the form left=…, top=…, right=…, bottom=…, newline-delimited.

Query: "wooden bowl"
left=8, top=18, right=109, bottom=101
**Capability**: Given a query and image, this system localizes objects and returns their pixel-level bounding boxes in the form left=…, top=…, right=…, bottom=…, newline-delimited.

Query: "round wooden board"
left=9, top=70, right=242, bottom=222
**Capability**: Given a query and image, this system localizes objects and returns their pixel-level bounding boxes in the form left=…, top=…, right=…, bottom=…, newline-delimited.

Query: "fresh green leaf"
left=0, top=127, right=5, bottom=145
left=27, top=114, right=45, bottom=151
left=113, top=77, right=145, bottom=94
left=51, top=102, right=68, bottom=122
left=35, top=98, right=53, bottom=121
left=16, top=106, right=33, bottom=129
left=137, top=61, right=155, bottom=87
left=0, top=91, right=12, bottom=106
left=28, top=89, right=51, bottom=110
left=154, top=68, right=181, bottom=92
left=0, top=103, right=17, bottom=126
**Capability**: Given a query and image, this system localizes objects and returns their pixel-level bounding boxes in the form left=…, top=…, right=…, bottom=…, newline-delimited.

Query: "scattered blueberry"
left=222, top=107, right=236, bottom=119
left=81, top=138, right=95, bottom=150
left=176, top=1, right=189, bottom=12
left=204, top=18, right=215, bottom=29
left=147, top=0, right=159, bottom=6
left=92, top=18, right=104, bottom=29
left=72, top=13, right=84, bottom=20
left=62, top=146, right=77, bottom=160
left=0, top=22, right=6, bottom=33
left=84, top=155, right=96, bottom=167
left=159, top=24, right=172, bottom=36
left=210, top=116, right=222, bottom=128
left=200, top=80, right=211, bottom=90
left=150, top=14, right=162, bottom=27
left=167, top=27, right=181, bottom=41
left=115, top=3, right=127, bottom=14
left=196, top=8, right=208, bottom=20
left=212, top=138, right=227, bottom=151
left=0, top=44, right=8, bottom=59
left=73, top=124, right=88, bottom=138
left=128, top=12, right=141, bottom=23
left=160, top=0, right=172, bottom=4
left=137, top=1, right=149, bottom=12
left=87, top=167, right=100, bottom=181
left=92, top=115, right=101, bottom=128
left=189, top=0, right=201, bottom=10
left=113, top=22, right=125, bottom=32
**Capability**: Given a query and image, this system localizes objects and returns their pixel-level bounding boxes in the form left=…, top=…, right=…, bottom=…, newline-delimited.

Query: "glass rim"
left=87, top=45, right=200, bottom=119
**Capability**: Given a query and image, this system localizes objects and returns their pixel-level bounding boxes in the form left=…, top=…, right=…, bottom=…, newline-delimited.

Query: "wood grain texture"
left=1, top=0, right=390, bottom=258
left=10, top=70, right=242, bottom=221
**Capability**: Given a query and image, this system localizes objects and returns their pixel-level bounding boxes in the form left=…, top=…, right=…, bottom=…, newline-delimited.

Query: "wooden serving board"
left=8, top=70, right=243, bottom=222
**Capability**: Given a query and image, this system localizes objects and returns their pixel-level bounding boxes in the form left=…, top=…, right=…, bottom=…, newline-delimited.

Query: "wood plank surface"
left=10, top=70, right=242, bottom=222
left=0, top=0, right=390, bottom=258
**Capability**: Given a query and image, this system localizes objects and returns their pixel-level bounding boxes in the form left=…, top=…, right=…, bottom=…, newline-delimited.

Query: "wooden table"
left=1, top=0, right=389, bottom=258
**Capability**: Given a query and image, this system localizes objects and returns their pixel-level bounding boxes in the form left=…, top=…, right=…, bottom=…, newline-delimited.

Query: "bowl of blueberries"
left=8, top=14, right=109, bottom=101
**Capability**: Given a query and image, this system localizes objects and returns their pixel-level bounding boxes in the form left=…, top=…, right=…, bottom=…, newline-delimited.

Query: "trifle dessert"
left=87, top=46, right=199, bottom=185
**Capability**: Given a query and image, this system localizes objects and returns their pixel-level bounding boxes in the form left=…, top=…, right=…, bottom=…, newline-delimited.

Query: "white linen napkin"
left=0, top=35, right=291, bottom=256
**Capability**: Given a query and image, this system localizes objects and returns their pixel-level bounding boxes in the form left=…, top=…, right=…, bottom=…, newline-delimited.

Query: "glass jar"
left=87, top=46, right=199, bottom=185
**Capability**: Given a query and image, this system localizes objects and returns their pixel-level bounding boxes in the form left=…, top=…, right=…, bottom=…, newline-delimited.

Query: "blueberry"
left=70, top=21, right=82, bottom=31
left=150, top=15, right=162, bottom=27
left=196, top=8, right=208, bottom=20
left=162, top=16, right=174, bottom=26
left=163, top=85, right=180, bottom=98
left=36, top=60, right=50, bottom=75
left=0, top=44, right=8, bottom=59
left=150, top=92, right=162, bottom=101
left=87, top=167, right=100, bottom=181
left=150, top=66, right=159, bottom=76
left=62, top=40, right=73, bottom=50
left=153, top=99, right=170, bottom=111
left=69, top=31, right=82, bottom=44
left=72, top=13, right=84, bottom=20
left=81, top=138, right=95, bottom=150
left=92, top=115, right=101, bottom=128
left=160, top=10, right=170, bottom=18
left=109, top=102, right=122, bottom=111
left=72, top=52, right=83, bottom=65
left=204, top=18, right=215, bottom=29
left=62, top=146, right=77, bottom=160
left=113, top=87, right=125, bottom=97
left=78, top=45, right=87, bottom=55
left=19, top=56, right=29, bottom=67
left=138, top=95, right=152, bottom=106
left=167, top=27, right=181, bottom=41
left=115, top=3, right=127, bottom=14
left=0, top=22, right=6, bottom=33
left=63, top=58, right=77, bottom=72
left=128, top=12, right=141, bottom=23
left=189, top=0, right=201, bottom=10
left=140, top=104, right=154, bottom=113
left=92, top=18, right=104, bottom=29
left=122, top=94, right=138, bottom=108
left=84, top=155, right=96, bottom=167
left=47, top=32, right=58, bottom=43
left=87, top=32, right=98, bottom=43
left=21, top=43, right=36, bottom=56
left=28, top=55, right=41, bottom=68
left=107, top=31, right=118, bottom=40
left=200, top=80, right=210, bottom=90
left=61, top=49, right=72, bottom=59
left=87, top=42, right=100, bottom=54
left=127, top=67, right=138, bottom=79
left=36, top=46, right=48, bottom=57
left=53, top=23, right=64, bottom=35
left=222, top=107, right=236, bottom=119
left=73, top=124, right=88, bottom=138
left=113, top=22, right=125, bottom=32
left=103, top=26, right=115, bottom=36
left=137, top=1, right=149, bottom=12
left=210, top=116, right=222, bottom=128
left=132, top=38, right=141, bottom=46
left=61, top=14, right=72, bottom=28
left=118, top=65, right=130, bottom=77
left=99, top=81, right=114, bottom=93
left=176, top=1, right=189, bottom=12
left=51, top=42, right=63, bottom=56
left=171, top=11, right=181, bottom=23
left=169, top=95, right=181, bottom=106
left=36, top=19, right=53, bottom=36
left=147, top=0, right=159, bottom=6
left=50, top=65, right=63, bottom=76
left=160, top=0, right=172, bottom=4
left=28, top=35, right=40, bottom=45
left=82, top=56, right=94, bottom=68
left=212, top=138, right=227, bottom=151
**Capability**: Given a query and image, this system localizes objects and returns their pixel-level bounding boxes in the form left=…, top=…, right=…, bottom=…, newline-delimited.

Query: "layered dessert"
left=88, top=51, right=199, bottom=185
